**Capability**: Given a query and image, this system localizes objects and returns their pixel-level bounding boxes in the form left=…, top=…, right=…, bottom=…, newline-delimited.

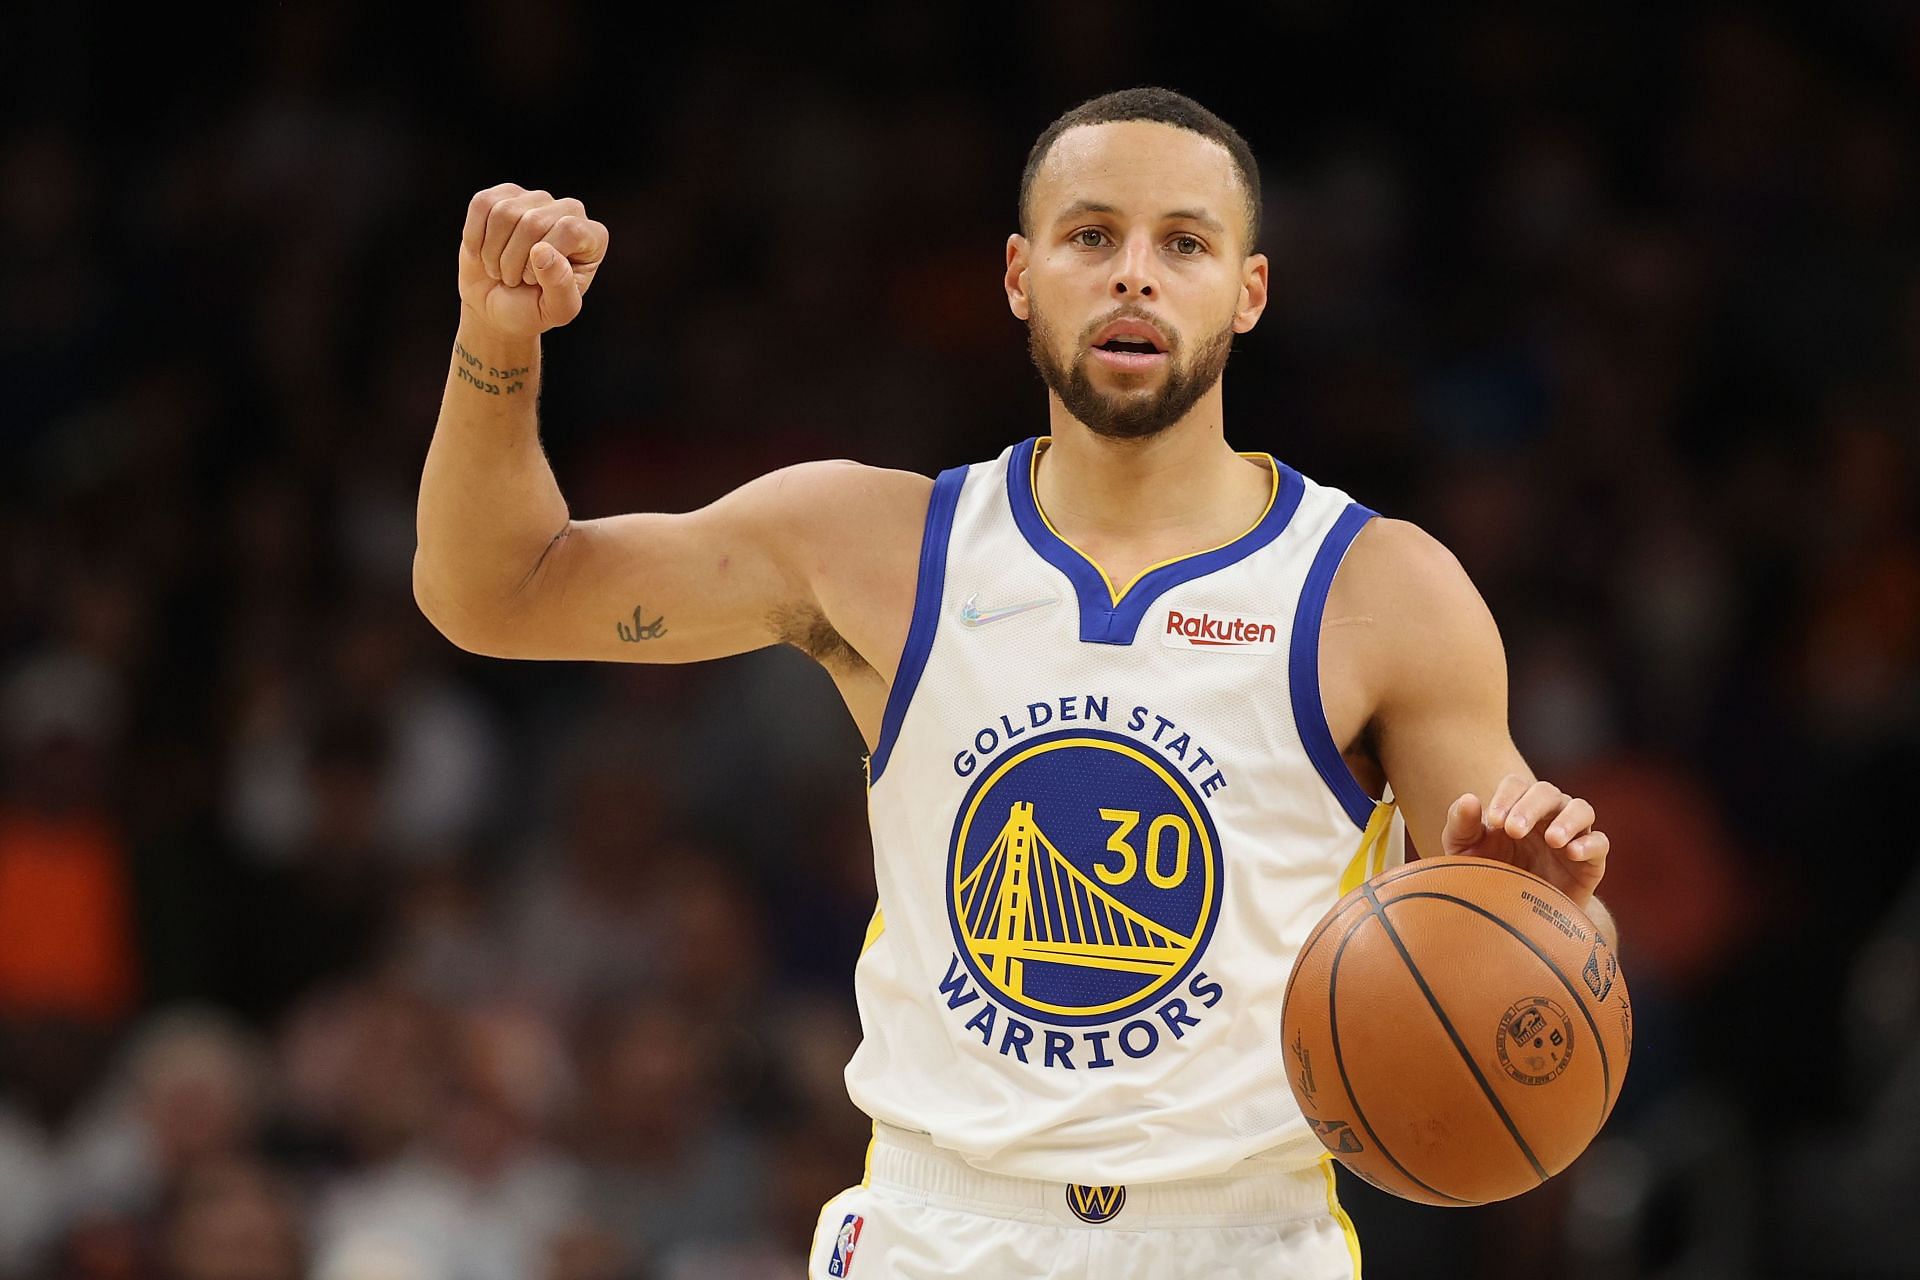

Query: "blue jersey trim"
left=1289, top=502, right=1380, bottom=830
left=1005, top=436, right=1308, bottom=645
left=869, top=464, right=968, bottom=786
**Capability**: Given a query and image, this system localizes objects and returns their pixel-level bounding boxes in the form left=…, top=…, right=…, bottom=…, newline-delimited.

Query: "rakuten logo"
left=1161, top=610, right=1281, bottom=654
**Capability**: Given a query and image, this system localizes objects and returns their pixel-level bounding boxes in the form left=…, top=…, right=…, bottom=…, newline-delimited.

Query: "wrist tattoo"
left=617, top=605, right=667, bottom=642
left=452, top=341, right=530, bottom=396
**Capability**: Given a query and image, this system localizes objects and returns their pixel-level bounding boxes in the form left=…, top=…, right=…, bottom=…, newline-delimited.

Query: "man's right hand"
left=458, top=183, right=609, bottom=337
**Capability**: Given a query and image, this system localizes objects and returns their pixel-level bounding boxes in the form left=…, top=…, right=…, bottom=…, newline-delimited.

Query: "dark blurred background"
left=4, top=2, right=1918, bottom=1277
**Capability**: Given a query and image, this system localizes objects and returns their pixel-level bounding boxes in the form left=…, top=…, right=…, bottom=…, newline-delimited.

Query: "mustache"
left=1078, top=306, right=1179, bottom=349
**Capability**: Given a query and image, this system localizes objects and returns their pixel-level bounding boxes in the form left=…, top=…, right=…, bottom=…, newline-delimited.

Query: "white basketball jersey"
left=845, top=437, right=1405, bottom=1185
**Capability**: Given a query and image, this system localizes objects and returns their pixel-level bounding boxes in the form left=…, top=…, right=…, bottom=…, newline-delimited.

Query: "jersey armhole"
left=1288, top=502, right=1380, bottom=829
left=867, top=464, right=968, bottom=785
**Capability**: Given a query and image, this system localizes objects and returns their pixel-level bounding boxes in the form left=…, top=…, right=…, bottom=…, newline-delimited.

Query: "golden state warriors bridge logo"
left=946, top=728, right=1224, bottom=1043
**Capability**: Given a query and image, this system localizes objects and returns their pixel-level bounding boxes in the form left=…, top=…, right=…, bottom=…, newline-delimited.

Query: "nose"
left=1108, top=231, right=1158, bottom=299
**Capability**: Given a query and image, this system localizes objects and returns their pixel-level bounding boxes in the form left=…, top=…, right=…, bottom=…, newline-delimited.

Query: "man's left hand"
left=1441, top=776, right=1607, bottom=910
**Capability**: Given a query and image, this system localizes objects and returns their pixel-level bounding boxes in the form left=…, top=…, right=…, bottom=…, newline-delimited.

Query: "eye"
left=1073, top=228, right=1110, bottom=248
left=1170, top=235, right=1205, bottom=256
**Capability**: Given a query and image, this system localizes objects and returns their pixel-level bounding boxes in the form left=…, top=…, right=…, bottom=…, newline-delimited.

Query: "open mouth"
left=1098, top=333, right=1167, bottom=368
left=1088, top=317, right=1170, bottom=370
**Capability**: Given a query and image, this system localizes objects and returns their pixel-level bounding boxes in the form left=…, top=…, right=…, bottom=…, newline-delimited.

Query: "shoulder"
left=1335, top=518, right=1482, bottom=613
left=1327, top=517, right=1505, bottom=693
left=724, top=460, right=935, bottom=550
left=757, top=458, right=934, bottom=515
left=753, top=462, right=939, bottom=659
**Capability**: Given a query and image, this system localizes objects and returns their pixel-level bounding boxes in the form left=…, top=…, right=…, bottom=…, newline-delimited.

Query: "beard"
left=1027, top=301, right=1236, bottom=441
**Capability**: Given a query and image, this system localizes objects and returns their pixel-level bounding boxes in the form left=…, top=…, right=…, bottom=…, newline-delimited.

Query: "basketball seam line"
left=1388, top=890, right=1614, bottom=1136
left=1361, top=881, right=1550, bottom=1185
left=1376, top=859, right=1605, bottom=936
left=1326, top=904, right=1474, bottom=1205
left=1367, top=861, right=1617, bottom=1118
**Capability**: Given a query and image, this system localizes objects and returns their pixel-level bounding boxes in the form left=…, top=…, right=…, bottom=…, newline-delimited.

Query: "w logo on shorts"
left=1065, top=1183, right=1127, bottom=1224
left=826, top=1213, right=864, bottom=1276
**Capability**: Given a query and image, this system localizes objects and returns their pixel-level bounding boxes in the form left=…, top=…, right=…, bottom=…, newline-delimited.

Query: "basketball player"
left=416, top=88, right=1616, bottom=1278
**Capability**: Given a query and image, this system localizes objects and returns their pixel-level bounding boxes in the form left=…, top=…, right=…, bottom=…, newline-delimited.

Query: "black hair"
left=1019, top=87, right=1262, bottom=249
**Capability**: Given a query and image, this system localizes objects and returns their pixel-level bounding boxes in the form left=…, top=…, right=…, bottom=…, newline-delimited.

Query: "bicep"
left=1351, top=521, right=1533, bottom=855
left=461, top=463, right=847, bottom=664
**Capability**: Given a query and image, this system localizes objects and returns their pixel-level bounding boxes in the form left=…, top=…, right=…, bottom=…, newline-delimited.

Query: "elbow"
left=412, top=554, right=514, bottom=658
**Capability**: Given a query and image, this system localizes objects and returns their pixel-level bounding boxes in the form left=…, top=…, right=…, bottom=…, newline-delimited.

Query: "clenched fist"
left=459, top=184, right=609, bottom=338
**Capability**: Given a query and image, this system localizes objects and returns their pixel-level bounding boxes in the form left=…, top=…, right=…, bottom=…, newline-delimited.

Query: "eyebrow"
left=1054, top=200, right=1226, bottom=235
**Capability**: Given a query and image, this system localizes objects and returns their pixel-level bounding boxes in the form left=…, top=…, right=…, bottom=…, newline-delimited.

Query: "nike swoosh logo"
left=956, top=593, right=1060, bottom=628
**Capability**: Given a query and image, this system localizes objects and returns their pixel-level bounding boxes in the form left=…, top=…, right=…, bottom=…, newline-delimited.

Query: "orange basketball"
left=1280, top=856, right=1632, bottom=1205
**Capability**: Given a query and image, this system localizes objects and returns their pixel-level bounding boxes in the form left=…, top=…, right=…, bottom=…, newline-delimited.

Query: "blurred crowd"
left=4, top=2, right=1918, bottom=1278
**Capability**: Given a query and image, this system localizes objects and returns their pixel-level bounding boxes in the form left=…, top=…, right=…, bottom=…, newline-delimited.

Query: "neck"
left=1036, top=386, right=1260, bottom=538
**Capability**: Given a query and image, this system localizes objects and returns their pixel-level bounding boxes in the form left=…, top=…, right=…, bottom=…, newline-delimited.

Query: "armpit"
left=768, top=602, right=871, bottom=674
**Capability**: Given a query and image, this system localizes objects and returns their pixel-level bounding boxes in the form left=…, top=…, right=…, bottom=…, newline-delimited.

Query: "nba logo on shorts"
left=827, top=1213, right=864, bottom=1276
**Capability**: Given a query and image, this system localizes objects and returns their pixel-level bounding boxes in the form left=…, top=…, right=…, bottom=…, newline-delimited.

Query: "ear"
left=1005, top=233, right=1031, bottom=321
left=1232, top=252, right=1269, bottom=334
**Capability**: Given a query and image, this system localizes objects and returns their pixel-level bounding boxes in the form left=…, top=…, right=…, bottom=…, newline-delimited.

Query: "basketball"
left=1281, top=856, right=1632, bottom=1206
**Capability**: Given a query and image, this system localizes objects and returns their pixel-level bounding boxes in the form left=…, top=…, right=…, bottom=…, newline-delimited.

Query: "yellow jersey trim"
left=1320, top=1155, right=1364, bottom=1276
left=1338, top=800, right=1397, bottom=897
left=1027, top=437, right=1282, bottom=607
left=1322, top=802, right=1382, bottom=1275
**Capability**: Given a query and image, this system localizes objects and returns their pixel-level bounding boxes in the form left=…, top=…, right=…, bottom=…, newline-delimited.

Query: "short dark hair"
left=1019, top=87, right=1262, bottom=250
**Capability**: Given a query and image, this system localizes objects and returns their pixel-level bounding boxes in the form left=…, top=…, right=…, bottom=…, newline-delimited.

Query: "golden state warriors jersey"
left=847, top=437, right=1405, bottom=1184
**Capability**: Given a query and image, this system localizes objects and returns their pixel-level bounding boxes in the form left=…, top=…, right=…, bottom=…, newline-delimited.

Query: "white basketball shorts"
left=807, top=1123, right=1362, bottom=1279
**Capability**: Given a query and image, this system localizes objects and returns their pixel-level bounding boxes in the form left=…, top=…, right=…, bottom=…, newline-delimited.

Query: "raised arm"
left=413, top=184, right=930, bottom=669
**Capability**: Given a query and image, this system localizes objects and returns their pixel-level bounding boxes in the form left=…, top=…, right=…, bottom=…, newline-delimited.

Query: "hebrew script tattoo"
left=452, top=341, right=529, bottom=396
